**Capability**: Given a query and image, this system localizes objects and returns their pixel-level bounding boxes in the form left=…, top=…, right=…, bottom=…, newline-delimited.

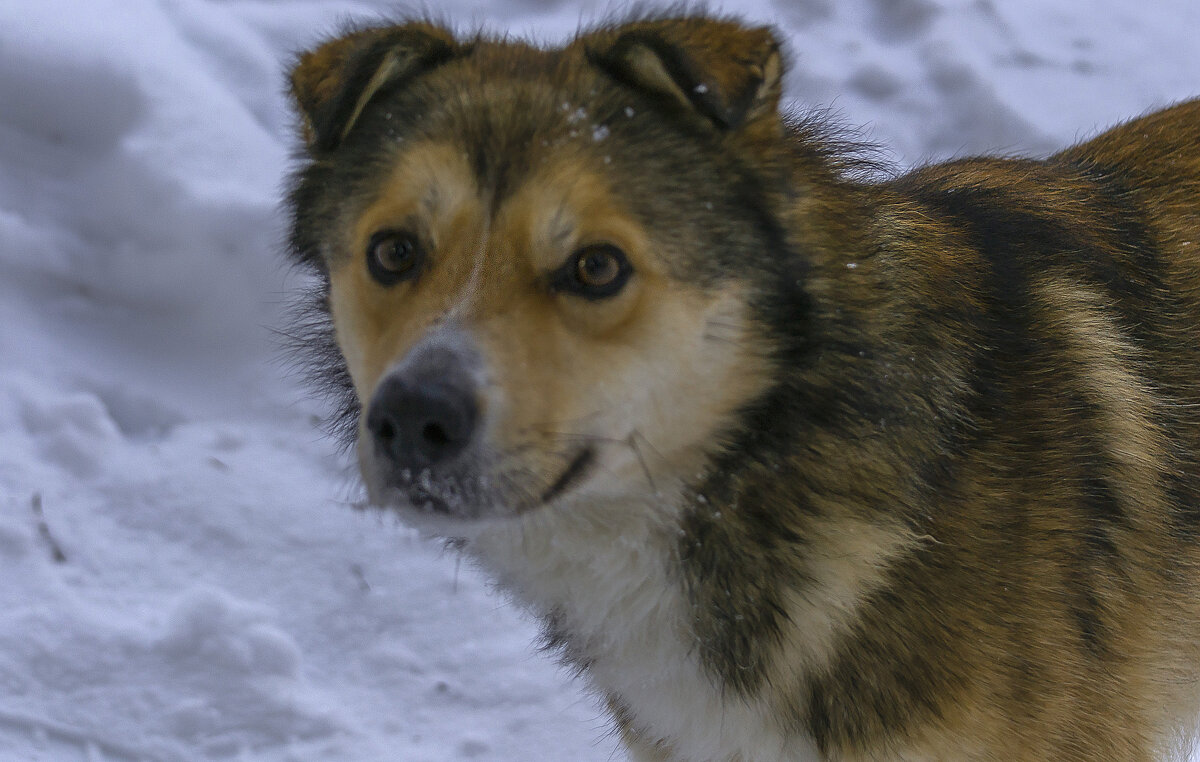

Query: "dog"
left=284, top=13, right=1200, bottom=761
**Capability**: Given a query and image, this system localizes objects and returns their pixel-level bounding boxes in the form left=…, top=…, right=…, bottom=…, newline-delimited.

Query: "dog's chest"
left=470, top=503, right=822, bottom=762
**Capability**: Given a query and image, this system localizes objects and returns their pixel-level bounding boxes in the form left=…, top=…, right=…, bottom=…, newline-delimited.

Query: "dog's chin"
left=363, top=477, right=511, bottom=529
left=370, top=490, right=511, bottom=538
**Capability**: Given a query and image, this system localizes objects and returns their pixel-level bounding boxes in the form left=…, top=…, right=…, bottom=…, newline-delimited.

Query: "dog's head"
left=286, top=16, right=813, bottom=529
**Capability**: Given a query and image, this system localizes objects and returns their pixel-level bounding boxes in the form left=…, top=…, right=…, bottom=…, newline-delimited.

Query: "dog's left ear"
left=289, top=23, right=460, bottom=151
left=586, top=18, right=783, bottom=132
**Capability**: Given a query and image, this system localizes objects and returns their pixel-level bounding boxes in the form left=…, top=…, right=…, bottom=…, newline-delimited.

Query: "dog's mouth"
left=539, top=446, right=595, bottom=505
left=373, top=445, right=597, bottom=522
left=383, top=468, right=478, bottom=518
left=402, top=482, right=454, bottom=515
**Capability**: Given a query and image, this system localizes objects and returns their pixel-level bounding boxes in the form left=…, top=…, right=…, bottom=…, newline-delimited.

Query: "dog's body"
left=285, top=14, right=1200, bottom=761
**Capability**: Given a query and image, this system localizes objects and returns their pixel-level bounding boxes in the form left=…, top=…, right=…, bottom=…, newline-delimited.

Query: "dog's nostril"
left=422, top=421, right=450, bottom=448
left=376, top=418, right=396, bottom=443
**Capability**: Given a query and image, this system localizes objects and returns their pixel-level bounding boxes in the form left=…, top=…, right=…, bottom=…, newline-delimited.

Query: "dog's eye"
left=554, top=244, right=632, bottom=299
left=367, top=230, right=423, bottom=286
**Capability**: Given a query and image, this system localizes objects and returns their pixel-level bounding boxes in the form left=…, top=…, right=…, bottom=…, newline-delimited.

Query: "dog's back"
left=800, top=100, right=1200, bottom=759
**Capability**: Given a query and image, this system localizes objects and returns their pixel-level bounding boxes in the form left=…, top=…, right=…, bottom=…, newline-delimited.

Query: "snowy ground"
left=1, top=1, right=1198, bottom=760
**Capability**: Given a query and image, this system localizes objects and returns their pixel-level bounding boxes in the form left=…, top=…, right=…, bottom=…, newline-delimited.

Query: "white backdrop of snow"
left=0, top=0, right=1197, bottom=760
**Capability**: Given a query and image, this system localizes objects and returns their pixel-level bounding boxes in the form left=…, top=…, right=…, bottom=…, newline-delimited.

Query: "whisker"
left=703, top=332, right=748, bottom=347
left=630, top=427, right=668, bottom=463
left=625, top=429, right=659, bottom=494
left=521, top=409, right=606, bottom=432
left=703, top=319, right=745, bottom=330
left=528, top=430, right=630, bottom=446
left=703, top=317, right=751, bottom=348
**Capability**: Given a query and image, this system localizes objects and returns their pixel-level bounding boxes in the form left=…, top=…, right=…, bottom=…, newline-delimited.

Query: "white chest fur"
left=467, top=496, right=823, bottom=762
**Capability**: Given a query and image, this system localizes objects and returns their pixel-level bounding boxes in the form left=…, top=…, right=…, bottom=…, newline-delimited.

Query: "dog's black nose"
left=366, top=372, right=478, bottom=472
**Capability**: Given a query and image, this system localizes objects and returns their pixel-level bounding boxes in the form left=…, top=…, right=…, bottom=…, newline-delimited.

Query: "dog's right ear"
left=289, top=23, right=460, bottom=152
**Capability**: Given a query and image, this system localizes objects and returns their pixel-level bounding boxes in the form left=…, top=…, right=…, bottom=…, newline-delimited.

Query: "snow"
left=0, top=0, right=1196, bottom=760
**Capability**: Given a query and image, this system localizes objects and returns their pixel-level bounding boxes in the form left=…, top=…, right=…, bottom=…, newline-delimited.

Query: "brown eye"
left=367, top=230, right=423, bottom=286
left=577, top=247, right=621, bottom=287
left=553, top=243, right=632, bottom=299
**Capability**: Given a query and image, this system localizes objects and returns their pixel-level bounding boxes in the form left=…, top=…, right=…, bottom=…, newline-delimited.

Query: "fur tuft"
left=277, top=274, right=360, bottom=450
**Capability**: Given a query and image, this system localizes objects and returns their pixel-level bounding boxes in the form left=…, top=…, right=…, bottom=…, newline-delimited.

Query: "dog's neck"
left=465, top=489, right=823, bottom=762
left=468, top=490, right=684, bottom=665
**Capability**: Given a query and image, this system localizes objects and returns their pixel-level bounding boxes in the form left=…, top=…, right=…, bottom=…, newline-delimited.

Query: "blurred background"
left=1, top=1, right=1198, bottom=759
